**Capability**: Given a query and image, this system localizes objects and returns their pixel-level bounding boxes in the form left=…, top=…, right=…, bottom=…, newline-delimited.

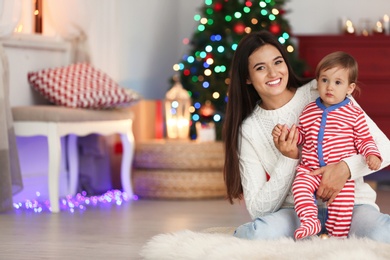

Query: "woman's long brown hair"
left=223, top=30, right=312, bottom=204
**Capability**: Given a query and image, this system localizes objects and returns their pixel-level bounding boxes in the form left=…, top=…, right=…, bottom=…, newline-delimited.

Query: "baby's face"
left=317, top=67, right=355, bottom=107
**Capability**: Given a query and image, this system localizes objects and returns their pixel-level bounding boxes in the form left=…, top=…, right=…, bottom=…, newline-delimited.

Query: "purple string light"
left=13, top=190, right=139, bottom=213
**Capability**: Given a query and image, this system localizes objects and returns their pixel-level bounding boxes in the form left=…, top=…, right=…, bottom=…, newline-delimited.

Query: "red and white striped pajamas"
left=292, top=97, right=381, bottom=239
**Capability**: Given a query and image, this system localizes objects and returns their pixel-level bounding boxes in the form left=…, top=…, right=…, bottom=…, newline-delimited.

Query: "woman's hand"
left=309, top=161, right=351, bottom=205
left=272, top=124, right=299, bottom=159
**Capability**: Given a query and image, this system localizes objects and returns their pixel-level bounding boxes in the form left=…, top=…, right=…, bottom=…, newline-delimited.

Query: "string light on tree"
left=269, top=22, right=281, bottom=34
left=173, top=0, right=306, bottom=140
left=233, top=22, right=246, bottom=34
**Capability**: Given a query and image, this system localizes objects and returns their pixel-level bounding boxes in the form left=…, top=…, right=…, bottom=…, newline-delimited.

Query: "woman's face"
left=246, top=44, right=290, bottom=109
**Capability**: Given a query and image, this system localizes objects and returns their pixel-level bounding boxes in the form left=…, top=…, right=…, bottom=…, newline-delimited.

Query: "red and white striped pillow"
left=28, top=63, right=141, bottom=109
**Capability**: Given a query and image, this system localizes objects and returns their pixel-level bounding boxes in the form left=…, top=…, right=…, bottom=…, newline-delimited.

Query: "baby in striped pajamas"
left=273, top=51, right=382, bottom=240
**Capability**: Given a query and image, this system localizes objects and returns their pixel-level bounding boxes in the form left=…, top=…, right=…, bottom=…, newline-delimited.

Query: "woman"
left=223, top=30, right=390, bottom=242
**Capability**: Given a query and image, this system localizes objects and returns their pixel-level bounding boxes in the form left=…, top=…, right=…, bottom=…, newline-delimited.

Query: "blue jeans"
left=234, top=204, right=390, bottom=243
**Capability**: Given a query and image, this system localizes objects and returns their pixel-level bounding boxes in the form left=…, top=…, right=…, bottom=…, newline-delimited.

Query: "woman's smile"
left=267, top=78, right=282, bottom=86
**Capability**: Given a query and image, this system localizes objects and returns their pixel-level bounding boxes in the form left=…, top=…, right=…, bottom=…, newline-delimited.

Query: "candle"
left=33, top=0, right=43, bottom=33
left=383, top=14, right=389, bottom=35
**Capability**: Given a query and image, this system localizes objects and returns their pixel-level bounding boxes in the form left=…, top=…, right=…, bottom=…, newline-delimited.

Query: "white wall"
left=14, top=0, right=390, bottom=100
left=113, top=1, right=183, bottom=101
left=42, top=0, right=203, bottom=101
left=110, top=0, right=204, bottom=100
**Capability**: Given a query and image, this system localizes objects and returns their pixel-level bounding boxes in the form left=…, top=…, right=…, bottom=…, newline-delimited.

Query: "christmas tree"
left=173, top=0, right=306, bottom=140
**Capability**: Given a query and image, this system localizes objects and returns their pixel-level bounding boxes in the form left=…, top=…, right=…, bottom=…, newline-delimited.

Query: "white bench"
left=1, top=34, right=135, bottom=212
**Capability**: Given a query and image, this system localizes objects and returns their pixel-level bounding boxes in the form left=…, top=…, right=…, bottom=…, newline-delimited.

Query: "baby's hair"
left=315, top=51, right=361, bottom=96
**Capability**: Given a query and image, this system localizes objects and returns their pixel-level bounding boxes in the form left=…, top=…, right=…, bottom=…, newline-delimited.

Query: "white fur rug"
left=139, top=228, right=390, bottom=260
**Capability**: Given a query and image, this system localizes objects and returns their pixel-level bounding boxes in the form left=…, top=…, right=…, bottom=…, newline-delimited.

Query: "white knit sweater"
left=239, top=79, right=390, bottom=220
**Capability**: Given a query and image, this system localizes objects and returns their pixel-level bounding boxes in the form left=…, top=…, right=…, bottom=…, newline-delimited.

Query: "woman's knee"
left=351, top=205, right=390, bottom=243
left=234, top=209, right=298, bottom=240
left=363, top=213, right=390, bottom=243
left=234, top=220, right=288, bottom=240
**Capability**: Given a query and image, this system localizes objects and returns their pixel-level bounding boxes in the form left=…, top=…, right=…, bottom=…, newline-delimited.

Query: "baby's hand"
left=272, top=124, right=298, bottom=159
left=272, top=124, right=284, bottom=139
left=366, top=155, right=381, bottom=171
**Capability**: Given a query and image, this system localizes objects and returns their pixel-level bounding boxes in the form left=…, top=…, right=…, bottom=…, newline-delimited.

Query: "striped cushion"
left=28, top=63, right=141, bottom=109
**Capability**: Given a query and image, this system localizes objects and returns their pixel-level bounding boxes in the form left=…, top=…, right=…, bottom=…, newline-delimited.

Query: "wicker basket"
left=133, top=140, right=226, bottom=199
left=134, top=139, right=224, bottom=170
left=133, top=169, right=225, bottom=199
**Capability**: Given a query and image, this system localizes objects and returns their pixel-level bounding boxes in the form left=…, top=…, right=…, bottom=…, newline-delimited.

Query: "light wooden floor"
left=0, top=189, right=389, bottom=260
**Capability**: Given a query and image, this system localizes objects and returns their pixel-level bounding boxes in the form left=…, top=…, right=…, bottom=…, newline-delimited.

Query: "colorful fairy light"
left=13, top=190, right=137, bottom=213
left=213, top=114, right=222, bottom=122
left=243, top=7, right=251, bottom=13
left=198, top=24, right=206, bottom=31
left=234, top=12, right=242, bottom=19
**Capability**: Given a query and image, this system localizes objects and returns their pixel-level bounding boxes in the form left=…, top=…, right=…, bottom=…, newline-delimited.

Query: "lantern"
left=164, top=76, right=191, bottom=139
